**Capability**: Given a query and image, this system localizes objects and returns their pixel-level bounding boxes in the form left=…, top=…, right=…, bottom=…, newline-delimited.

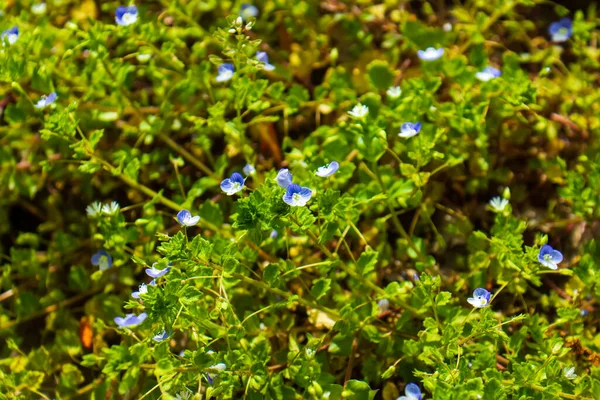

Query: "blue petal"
left=230, top=172, right=244, bottom=185
left=473, top=288, right=490, bottom=301
left=177, top=209, right=191, bottom=225
left=276, top=169, right=293, bottom=188
left=220, top=179, right=233, bottom=191
left=550, top=249, right=564, bottom=263
left=405, top=383, right=422, bottom=400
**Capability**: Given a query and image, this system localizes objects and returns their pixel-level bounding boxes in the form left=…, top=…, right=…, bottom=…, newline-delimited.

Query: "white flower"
left=417, top=47, right=444, bottom=61
left=387, top=86, right=402, bottom=99
left=86, top=201, right=103, bottom=217
left=489, top=197, right=509, bottom=212
left=443, top=22, right=452, bottom=32
left=210, top=363, right=227, bottom=371
left=102, top=201, right=120, bottom=215
left=348, top=104, right=369, bottom=119
left=563, top=366, right=577, bottom=379
left=31, top=3, right=47, bottom=15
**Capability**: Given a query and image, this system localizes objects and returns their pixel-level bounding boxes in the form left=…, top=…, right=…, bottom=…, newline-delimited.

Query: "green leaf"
left=367, top=60, right=394, bottom=90
left=357, top=250, right=378, bottom=275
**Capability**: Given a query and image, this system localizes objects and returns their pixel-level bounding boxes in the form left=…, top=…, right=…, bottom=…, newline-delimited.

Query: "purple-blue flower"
left=220, top=172, right=245, bottom=196
left=417, top=47, right=444, bottom=61
left=146, top=264, right=170, bottom=279
left=538, top=244, right=563, bottom=270
left=270, top=230, right=278, bottom=239
left=132, top=283, right=148, bottom=299
left=276, top=168, right=293, bottom=189
left=114, top=312, right=147, bottom=328
left=549, top=18, right=572, bottom=42
left=91, top=250, right=112, bottom=271
left=34, top=92, right=57, bottom=109
left=398, top=122, right=422, bottom=138
left=115, top=5, right=138, bottom=26
left=177, top=209, right=200, bottom=227
left=398, top=383, right=422, bottom=400
left=243, top=163, right=256, bottom=176
left=240, top=4, right=258, bottom=20
left=216, top=63, right=234, bottom=82
left=283, top=184, right=312, bottom=207
left=467, top=288, right=491, bottom=308
left=315, top=161, right=339, bottom=177
left=1, top=26, right=19, bottom=45
left=475, top=66, right=501, bottom=82
left=257, top=51, right=275, bottom=71
left=152, top=330, right=170, bottom=342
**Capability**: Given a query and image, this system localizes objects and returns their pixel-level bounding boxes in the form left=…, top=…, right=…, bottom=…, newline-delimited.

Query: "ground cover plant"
left=1, top=0, right=600, bottom=399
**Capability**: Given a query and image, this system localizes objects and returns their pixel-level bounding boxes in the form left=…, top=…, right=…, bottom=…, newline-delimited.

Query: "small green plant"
left=1, top=1, right=599, bottom=399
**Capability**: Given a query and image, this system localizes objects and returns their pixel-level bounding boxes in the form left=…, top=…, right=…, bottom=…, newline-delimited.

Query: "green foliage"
left=1, top=0, right=600, bottom=399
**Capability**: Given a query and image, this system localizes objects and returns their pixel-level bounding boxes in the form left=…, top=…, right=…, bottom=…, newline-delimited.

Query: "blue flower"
left=210, top=363, right=227, bottom=371
left=315, top=161, right=339, bottom=177
left=146, top=264, right=171, bottom=278
left=398, top=383, right=422, bottom=400
left=348, top=104, right=369, bottom=119
left=132, top=283, right=148, bottom=299
left=115, top=312, right=147, bottom=328
left=538, top=244, right=563, bottom=270
left=398, top=122, right=422, bottom=138
left=34, top=92, right=57, bottom=109
left=377, top=299, right=390, bottom=313
left=115, top=5, right=138, bottom=26
left=475, top=66, right=502, bottom=82
left=467, top=288, right=491, bottom=308
left=91, top=250, right=113, bottom=271
left=283, top=184, right=313, bottom=207
left=417, top=47, right=444, bottom=61
left=1, top=26, right=19, bottom=45
left=240, top=4, right=259, bottom=20
left=152, top=330, right=170, bottom=342
left=549, top=17, right=572, bottom=42
left=276, top=168, right=293, bottom=188
left=257, top=51, right=275, bottom=71
left=220, top=172, right=245, bottom=196
left=270, top=229, right=278, bottom=239
left=243, top=163, right=256, bottom=176
left=216, top=63, right=234, bottom=82
left=177, top=210, right=200, bottom=227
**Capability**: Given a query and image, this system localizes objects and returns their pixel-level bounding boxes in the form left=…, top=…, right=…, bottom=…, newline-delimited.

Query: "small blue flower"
left=348, top=104, right=369, bottom=119
left=34, top=92, right=57, bottom=109
left=467, top=288, right=491, bottom=308
left=276, top=168, right=293, bottom=189
left=417, top=47, right=444, bottom=61
left=1, top=26, right=19, bottom=46
left=549, top=17, right=572, bottom=42
left=146, top=264, right=171, bottom=279
left=114, top=312, right=147, bottom=328
left=377, top=299, right=390, bottom=313
left=210, top=363, right=226, bottom=371
left=115, top=5, right=138, bottom=26
left=91, top=250, right=113, bottom=271
left=283, top=184, right=313, bottom=207
left=216, top=63, right=234, bottom=82
left=270, top=229, right=278, bottom=239
left=177, top=210, right=200, bottom=227
left=243, top=163, right=256, bottom=176
left=132, top=283, right=148, bottom=299
left=220, top=172, right=245, bottom=196
left=398, top=122, right=422, bottom=138
left=315, top=161, right=339, bottom=177
left=257, top=51, right=275, bottom=71
left=398, top=382, right=422, bottom=400
left=475, top=66, right=502, bottom=82
left=240, top=3, right=259, bottom=20
left=538, top=244, right=563, bottom=270
left=152, top=330, right=170, bottom=342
